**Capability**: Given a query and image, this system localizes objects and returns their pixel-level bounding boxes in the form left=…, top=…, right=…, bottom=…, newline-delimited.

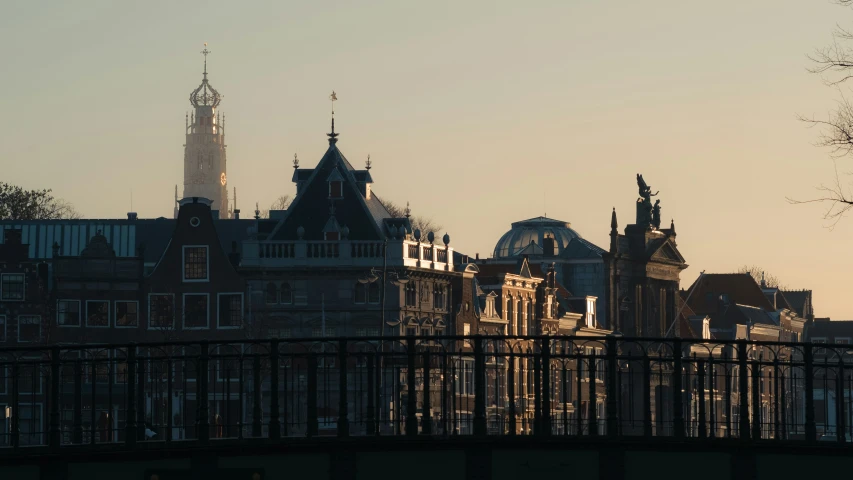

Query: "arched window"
left=265, top=282, right=278, bottom=304
left=506, top=297, right=514, bottom=335
left=527, top=302, right=534, bottom=335
left=368, top=282, right=380, bottom=304
left=354, top=283, right=367, bottom=304
left=517, top=300, right=524, bottom=337
left=281, top=282, right=293, bottom=305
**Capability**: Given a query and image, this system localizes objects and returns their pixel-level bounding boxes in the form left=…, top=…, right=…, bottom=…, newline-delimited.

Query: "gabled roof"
left=271, top=141, right=394, bottom=241
left=560, top=237, right=606, bottom=260
left=684, top=273, right=776, bottom=315
left=780, top=290, right=812, bottom=318
left=647, top=237, right=686, bottom=264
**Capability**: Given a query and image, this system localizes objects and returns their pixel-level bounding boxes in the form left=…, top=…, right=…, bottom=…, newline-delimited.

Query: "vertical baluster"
left=367, top=353, right=375, bottom=435
left=166, top=357, right=173, bottom=444
left=406, top=337, right=418, bottom=436
left=751, top=356, right=761, bottom=440
left=49, top=347, right=60, bottom=450
left=108, top=354, right=114, bottom=443
left=541, top=337, right=551, bottom=436
left=125, top=347, right=136, bottom=448
left=837, top=359, right=846, bottom=444
left=724, top=348, right=732, bottom=438
left=697, top=356, right=706, bottom=439
left=780, top=371, right=787, bottom=440
left=473, top=336, right=487, bottom=436
left=562, top=359, right=569, bottom=436
left=238, top=354, right=244, bottom=440
left=773, top=359, right=780, bottom=441
left=90, top=359, right=97, bottom=445
left=588, top=349, right=598, bottom=436
left=252, top=355, right=261, bottom=437
left=307, top=353, right=318, bottom=437
left=709, top=356, right=716, bottom=438
left=607, top=337, right=619, bottom=438
left=73, top=360, right=83, bottom=444
left=338, top=339, right=349, bottom=437
left=197, top=342, right=209, bottom=444
left=508, top=352, right=516, bottom=435
left=737, top=342, right=750, bottom=440
left=269, top=339, right=280, bottom=439
left=804, top=344, right=816, bottom=441
left=422, top=350, right=431, bottom=435
left=441, top=351, right=449, bottom=436
left=643, top=353, right=652, bottom=438
left=672, top=339, right=683, bottom=438
left=533, top=349, right=541, bottom=434
left=137, top=353, right=145, bottom=442
left=576, top=348, right=583, bottom=435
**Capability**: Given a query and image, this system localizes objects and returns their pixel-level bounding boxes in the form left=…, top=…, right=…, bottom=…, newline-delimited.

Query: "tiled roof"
left=684, top=273, right=776, bottom=315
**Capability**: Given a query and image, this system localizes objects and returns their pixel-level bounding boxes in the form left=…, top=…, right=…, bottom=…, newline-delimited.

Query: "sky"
left=1, top=0, right=851, bottom=317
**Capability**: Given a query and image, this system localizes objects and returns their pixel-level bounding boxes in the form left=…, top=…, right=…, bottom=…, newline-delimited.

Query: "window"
left=586, top=299, right=596, bottom=328
left=836, top=337, right=851, bottom=345
left=506, top=298, right=514, bottom=334
left=433, top=285, right=446, bottom=310
left=86, top=300, right=109, bottom=327
left=812, top=337, right=826, bottom=356
left=183, top=294, right=209, bottom=329
left=406, top=321, right=419, bottom=337
left=218, top=293, right=242, bottom=328
left=265, top=282, right=278, bottom=304
left=182, top=246, right=209, bottom=281
left=281, top=282, right=293, bottom=304
left=405, top=283, right=417, bottom=307
left=456, top=359, right=474, bottom=395
left=149, top=294, right=174, bottom=329
left=356, top=327, right=380, bottom=337
left=0, top=315, right=5, bottom=342
left=463, top=323, right=471, bottom=336
left=57, top=300, right=81, bottom=327
left=115, top=301, right=138, bottom=327
left=0, top=274, right=24, bottom=301
left=368, top=282, right=380, bottom=304
left=312, top=327, right=336, bottom=337
left=329, top=181, right=342, bottom=198
left=516, top=301, right=523, bottom=338
left=354, top=283, right=367, bottom=304
left=17, top=315, right=40, bottom=343
left=275, top=328, right=292, bottom=338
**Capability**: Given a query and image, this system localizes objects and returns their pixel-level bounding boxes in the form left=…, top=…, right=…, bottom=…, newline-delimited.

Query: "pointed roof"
left=270, top=141, right=393, bottom=241
left=684, top=273, right=776, bottom=315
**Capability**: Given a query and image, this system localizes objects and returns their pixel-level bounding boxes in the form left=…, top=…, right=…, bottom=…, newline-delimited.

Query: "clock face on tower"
left=220, top=172, right=227, bottom=186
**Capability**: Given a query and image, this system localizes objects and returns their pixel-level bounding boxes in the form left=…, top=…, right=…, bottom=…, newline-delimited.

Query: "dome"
left=493, top=216, right=581, bottom=258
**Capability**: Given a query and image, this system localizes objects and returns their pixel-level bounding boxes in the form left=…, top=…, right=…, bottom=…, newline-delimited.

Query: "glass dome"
left=493, top=216, right=581, bottom=258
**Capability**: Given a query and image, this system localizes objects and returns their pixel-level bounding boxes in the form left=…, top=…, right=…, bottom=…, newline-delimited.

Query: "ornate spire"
left=190, top=43, right=222, bottom=108
left=365, top=154, right=371, bottom=170
left=610, top=207, right=618, bottom=231
left=404, top=202, right=411, bottom=218
left=609, top=207, right=619, bottom=254
left=327, top=91, right=339, bottom=144
left=293, top=153, right=299, bottom=170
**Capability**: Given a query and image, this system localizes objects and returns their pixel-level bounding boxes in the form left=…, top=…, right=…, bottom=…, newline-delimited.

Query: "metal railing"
left=0, top=335, right=847, bottom=450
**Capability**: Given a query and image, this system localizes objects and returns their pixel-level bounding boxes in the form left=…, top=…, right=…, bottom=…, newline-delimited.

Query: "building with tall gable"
left=240, top=110, right=473, bottom=344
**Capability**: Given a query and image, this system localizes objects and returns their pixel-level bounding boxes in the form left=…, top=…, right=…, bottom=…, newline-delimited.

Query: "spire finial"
left=327, top=91, right=339, bottom=143
left=201, top=43, right=210, bottom=78
left=293, top=153, right=299, bottom=170
left=365, top=154, right=372, bottom=170
left=404, top=201, right=411, bottom=219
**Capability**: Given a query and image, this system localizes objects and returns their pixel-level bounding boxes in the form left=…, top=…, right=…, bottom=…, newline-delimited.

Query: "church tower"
left=182, top=45, right=229, bottom=217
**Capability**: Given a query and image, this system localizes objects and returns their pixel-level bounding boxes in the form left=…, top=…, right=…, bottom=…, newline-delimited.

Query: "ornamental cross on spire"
left=201, top=43, right=210, bottom=76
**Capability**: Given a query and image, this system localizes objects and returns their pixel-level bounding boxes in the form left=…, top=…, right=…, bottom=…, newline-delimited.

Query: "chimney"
left=234, top=209, right=241, bottom=220
left=127, top=212, right=138, bottom=220
left=475, top=253, right=479, bottom=260
left=542, top=235, right=556, bottom=256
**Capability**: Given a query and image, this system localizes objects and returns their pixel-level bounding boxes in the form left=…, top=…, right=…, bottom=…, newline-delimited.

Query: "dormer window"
left=327, top=169, right=344, bottom=199
left=329, top=181, right=342, bottom=198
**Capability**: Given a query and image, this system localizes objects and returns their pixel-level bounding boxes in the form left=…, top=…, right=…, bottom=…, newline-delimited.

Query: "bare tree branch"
left=378, top=198, right=443, bottom=235
left=260, top=194, right=292, bottom=219
left=787, top=161, right=853, bottom=229
left=738, top=265, right=787, bottom=290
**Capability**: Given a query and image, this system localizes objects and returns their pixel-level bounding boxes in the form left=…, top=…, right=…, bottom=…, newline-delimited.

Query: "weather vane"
left=328, top=90, right=339, bottom=141
left=365, top=154, right=371, bottom=170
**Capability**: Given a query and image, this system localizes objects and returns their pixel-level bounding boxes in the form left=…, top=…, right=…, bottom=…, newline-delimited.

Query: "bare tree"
left=792, top=2, right=853, bottom=224
left=738, top=265, right=786, bottom=289
left=0, top=183, right=82, bottom=220
left=379, top=198, right=443, bottom=236
left=260, top=194, right=292, bottom=219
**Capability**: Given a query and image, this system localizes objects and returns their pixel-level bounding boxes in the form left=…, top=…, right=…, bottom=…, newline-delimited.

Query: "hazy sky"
left=1, top=1, right=851, bottom=317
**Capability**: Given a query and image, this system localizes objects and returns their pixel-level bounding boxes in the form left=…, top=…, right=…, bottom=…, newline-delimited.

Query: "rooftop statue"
left=636, top=174, right=659, bottom=228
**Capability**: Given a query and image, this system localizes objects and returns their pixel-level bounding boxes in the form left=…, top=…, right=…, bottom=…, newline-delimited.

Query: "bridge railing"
left=0, top=336, right=846, bottom=450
